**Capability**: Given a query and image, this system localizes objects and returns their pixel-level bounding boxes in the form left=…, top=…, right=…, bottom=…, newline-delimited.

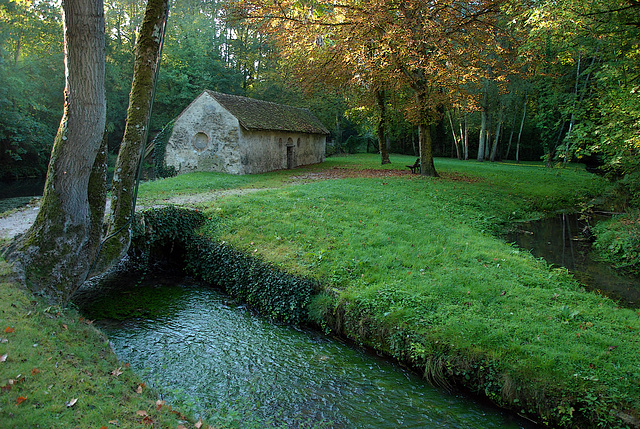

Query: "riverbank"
left=0, top=261, right=194, bottom=428
left=176, top=155, right=638, bottom=428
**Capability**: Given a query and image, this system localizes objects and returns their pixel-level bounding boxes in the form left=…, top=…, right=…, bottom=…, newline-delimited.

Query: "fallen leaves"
left=0, top=353, right=7, bottom=362
left=111, top=367, right=123, bottom=377
left=16, top=396, right=27, bottom=405
left=136, top=410, right=154, bottom=425
left=135, top=383, right=145, bottom=394
left=4, top=326, right=15, bottom=333
left=66, top=397, right=78, bottom=408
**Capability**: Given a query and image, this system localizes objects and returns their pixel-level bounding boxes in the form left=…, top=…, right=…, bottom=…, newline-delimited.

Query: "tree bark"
left=5, top=0, right=106, bottom=304
left=102, top=0, right=169, bottom=269
left=418, top=123, right=438, bottom=176
left=477, top=89, right=488, bottom=162
left=375, top=89, right=391, bottom=164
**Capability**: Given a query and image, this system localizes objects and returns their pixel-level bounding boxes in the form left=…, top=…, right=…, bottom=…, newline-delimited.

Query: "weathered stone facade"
left=164, top=91, right=328, bottom=175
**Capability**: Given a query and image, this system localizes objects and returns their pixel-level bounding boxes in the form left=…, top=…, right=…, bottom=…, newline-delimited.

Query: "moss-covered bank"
left=131, top=205, right=640, bottom=429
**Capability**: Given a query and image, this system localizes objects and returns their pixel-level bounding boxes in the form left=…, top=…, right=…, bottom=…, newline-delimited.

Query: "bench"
left=406, top=158, right=420, bottom=174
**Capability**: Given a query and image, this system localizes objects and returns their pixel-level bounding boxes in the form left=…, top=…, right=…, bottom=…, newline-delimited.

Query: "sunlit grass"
left=182, top=154, right=638, bottom=425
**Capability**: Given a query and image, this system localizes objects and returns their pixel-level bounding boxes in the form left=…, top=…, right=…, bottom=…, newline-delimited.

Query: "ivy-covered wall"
left=129, top=206, right=315, bottom=324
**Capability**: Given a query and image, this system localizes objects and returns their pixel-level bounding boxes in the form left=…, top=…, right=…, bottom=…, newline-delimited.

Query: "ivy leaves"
left=131, top=206, right=314, bottom=324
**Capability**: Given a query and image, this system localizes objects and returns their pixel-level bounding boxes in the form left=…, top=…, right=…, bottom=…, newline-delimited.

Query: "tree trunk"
left=418, top=123, right=438, bottom=177
left=516, top=92, right=527, bottom=164
left=5, top=0, right=106, bottom=304
left=477, top=89, right=488, bottom=162
left=462, top=111, right=469, bottom=160
left=505, top=102, right=518, bottom=160
left=412, top=128, right=417, bottom=156
left=447, top=109, right=461, bottom=160
left=490, top=104, right=504, bottom=162
left=484, top=109, right=492, bottom=159
left=102, top=0, right=169, bottom=269
left=375, top=89, right=391, bottom=164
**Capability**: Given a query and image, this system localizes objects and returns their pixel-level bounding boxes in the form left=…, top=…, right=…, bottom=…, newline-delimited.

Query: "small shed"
left=164, top=90, right=329, bottom=175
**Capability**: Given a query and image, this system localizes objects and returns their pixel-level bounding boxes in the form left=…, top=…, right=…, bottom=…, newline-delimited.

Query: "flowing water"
left=504, top=213, right=640, bottom=307
left=76, top=278, right=536, bottom=428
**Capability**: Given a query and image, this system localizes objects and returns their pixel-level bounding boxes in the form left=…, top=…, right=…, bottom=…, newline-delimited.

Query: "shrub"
left=592, top=209, right=640, bottom=273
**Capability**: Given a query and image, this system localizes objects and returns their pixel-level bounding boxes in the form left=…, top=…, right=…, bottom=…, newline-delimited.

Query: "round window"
left=193, top=132, right=209, bottom=151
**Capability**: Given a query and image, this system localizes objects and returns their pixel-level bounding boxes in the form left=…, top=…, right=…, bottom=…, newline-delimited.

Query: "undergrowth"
left=129, top=206, right=315, bottom=324
left=592, top=209, right=640, bottom=274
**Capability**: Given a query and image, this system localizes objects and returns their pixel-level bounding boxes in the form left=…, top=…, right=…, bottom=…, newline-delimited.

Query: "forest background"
left=0, top=0, right=638, bottom=201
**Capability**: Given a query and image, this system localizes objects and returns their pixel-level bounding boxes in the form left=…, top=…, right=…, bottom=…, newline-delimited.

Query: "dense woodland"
left=0, top=0, right=638, bottom=195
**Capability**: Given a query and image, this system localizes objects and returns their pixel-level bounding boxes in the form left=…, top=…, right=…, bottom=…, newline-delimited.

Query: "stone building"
left=164, top=90, right=328, bottom=175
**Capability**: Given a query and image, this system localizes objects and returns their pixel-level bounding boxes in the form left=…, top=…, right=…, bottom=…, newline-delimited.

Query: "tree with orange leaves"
left=233, top=0, right=517, bottom=176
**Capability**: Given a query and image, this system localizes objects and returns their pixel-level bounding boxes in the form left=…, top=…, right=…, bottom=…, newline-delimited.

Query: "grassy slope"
left=0, top=261, right=192, bottom=428
left=141, top=154, right=640, bottom=427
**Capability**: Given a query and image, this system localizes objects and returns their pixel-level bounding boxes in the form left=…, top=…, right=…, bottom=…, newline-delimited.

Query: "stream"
left=76, top=277, right=536, bottom=428
left=504, top=213, right=640, bottom=307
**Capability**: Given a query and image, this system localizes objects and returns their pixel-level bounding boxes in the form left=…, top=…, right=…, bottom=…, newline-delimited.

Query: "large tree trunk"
left=375, top=89, right=391, bottom=165
left=5, top=0, right=106, bottom=304
left=413, top=92, right=438, bottom=176
left=477, top=89, right=488, bottom=162
left=418, top=123, right=438, bottom=177
left=101, top=0, right=169, bottom=269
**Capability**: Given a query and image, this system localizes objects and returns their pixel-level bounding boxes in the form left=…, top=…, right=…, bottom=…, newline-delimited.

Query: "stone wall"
left=165, top=92, right=326, bottom=175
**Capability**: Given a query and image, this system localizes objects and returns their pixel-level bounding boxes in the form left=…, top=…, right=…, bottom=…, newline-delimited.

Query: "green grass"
left=150, top=154, right=638, bottom=427
left=2, top=154, right=636, bottom=427
left=0, top=261, right=190, bottom=428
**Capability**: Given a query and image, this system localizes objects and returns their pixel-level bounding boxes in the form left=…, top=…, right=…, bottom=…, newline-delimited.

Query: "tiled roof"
left=205, top=90, right=329, bottom=135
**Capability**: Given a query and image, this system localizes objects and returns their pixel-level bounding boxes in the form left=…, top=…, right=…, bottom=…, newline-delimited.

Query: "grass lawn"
left=0, top=261, right=192, bottom=428
left=2, top=153, right=638, bottom=428
left=136, top=154, right=639, bottom=428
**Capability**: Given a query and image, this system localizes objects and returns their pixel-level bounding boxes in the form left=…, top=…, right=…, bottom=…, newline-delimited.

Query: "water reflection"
left=78, top=279, right=536, bottom=428
left=504, top=213, right=639, bottom=307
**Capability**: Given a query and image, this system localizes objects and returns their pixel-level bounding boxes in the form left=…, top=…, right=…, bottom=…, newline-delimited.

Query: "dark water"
left=504, top=213, right=640, bottom=307
left=0, top=178, right=45, bottom=199
left=76, top=279, right=536, bottom=428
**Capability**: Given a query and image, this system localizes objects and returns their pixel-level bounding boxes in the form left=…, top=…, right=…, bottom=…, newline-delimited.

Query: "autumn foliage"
left=233, top=0, right=520, bottom=175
